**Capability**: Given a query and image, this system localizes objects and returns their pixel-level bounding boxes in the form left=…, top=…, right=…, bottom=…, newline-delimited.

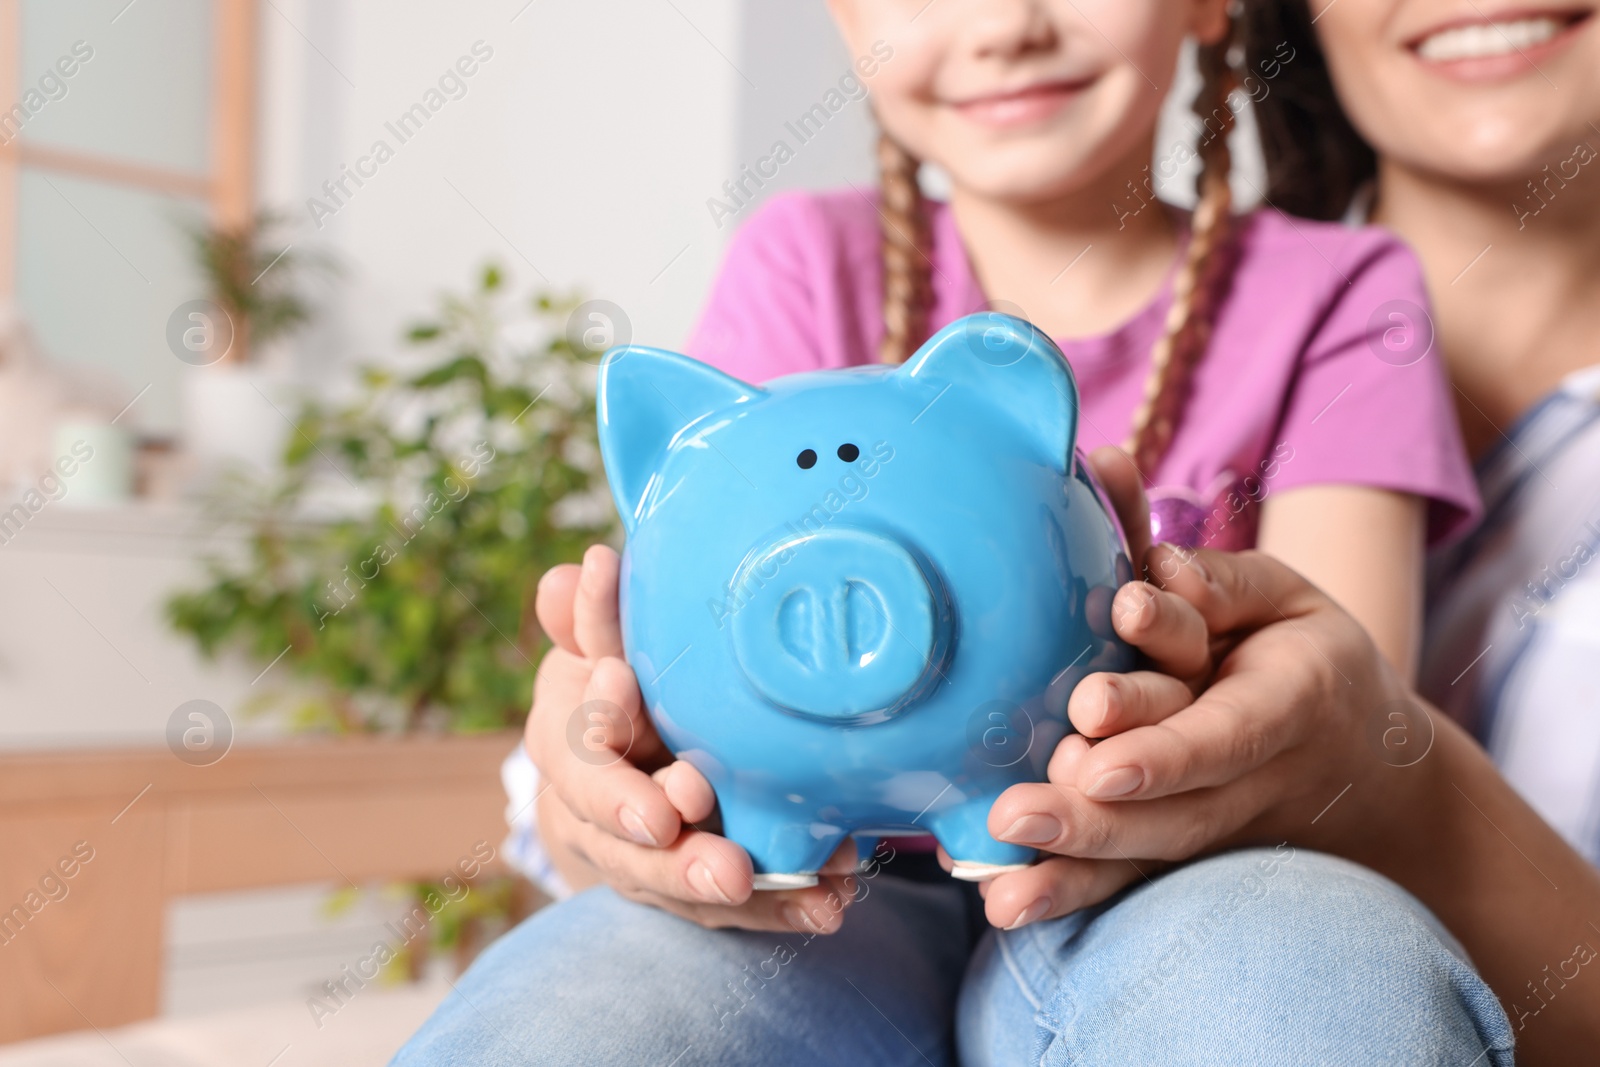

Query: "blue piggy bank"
left=597, top=312, right=1134, bottom=888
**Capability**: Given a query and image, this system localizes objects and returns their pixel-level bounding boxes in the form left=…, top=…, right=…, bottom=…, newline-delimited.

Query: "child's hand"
left=524, top=545, right=862, bottom=933
left=975, top=544, right=1423, bottom=931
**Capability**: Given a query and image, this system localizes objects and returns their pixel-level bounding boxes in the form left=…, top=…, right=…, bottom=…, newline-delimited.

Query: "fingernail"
left=689, top=861, right=733, bottom=905
left=1156, top=543, right=1210, bottom=583
left=619, top=806, right=659, bottom=847
left=1086, top=766, right=1144, bottom=798
left=1098, top=678, right=1120, bottom=729
left=999, top=813, right=1062, bottom=845
left=1115, top=586, right=1153, bottom=629
left=782, top=903, right=814, bottom=933
left=1005, top=897, right=1051, bottom=931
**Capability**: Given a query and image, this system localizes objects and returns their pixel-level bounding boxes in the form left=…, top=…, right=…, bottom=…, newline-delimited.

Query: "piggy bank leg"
left=926, top=796, right=1035, bottom=881
left=718, top=798, right=848, bottom=891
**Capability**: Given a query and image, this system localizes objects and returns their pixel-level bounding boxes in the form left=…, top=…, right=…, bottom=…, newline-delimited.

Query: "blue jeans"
left=392, top=848, right=1514, bottom=1065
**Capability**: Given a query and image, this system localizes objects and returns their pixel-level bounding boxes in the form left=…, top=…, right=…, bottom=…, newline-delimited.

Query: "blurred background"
left=0, top=2, right=1253, bottom=1063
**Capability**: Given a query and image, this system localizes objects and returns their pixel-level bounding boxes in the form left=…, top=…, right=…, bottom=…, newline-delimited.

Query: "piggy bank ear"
left=597, top=346, right=765, bottom=533
left=898, top=312, right=1080, bottom=473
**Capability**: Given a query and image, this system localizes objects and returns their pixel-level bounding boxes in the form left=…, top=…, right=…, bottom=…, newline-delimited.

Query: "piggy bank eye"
left=796, top=448, right=818, bottom=469
left=837, top=443, right=860, bottom=462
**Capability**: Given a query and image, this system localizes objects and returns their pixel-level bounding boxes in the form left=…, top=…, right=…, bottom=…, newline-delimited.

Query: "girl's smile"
left=946, top=76, right=1098, bottom=131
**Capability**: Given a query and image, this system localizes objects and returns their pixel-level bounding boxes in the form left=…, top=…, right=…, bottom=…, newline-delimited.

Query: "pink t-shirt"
left=685, top=190, right=1480, bottom=548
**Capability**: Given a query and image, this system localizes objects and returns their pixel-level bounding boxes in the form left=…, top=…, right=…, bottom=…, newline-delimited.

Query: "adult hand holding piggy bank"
left=597, top=312, right=1133, bottom=888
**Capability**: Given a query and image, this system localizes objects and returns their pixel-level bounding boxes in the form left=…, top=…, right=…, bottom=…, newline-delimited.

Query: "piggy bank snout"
left=729, top=527, right=951, bottom=724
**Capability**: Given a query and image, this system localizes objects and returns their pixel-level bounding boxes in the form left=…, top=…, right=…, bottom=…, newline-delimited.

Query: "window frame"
left=0, top=0, right=258, bottom=312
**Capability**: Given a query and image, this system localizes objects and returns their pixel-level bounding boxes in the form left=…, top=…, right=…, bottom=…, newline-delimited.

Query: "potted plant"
left=167, top=265, right=615, bottom=966
left=179, top=212, right=322, bottom=476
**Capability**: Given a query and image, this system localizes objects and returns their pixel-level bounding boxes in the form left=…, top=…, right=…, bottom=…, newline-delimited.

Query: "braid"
left=1124, top=32, right=1241, bottom=478
left=876, top=131, right=934, bottom=364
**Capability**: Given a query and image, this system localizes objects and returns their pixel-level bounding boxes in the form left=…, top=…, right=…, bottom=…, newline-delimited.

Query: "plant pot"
left=180, top=363, right=296, bottom=479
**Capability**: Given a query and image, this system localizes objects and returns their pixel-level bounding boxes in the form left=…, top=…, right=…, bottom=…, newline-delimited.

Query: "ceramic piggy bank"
left=597, top=312, right=1134, bottom=888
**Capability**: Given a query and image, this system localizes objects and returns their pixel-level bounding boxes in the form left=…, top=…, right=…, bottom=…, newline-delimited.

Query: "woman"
left=985, top=5, right=1600, bottom=1058
left=1243, top=0, right=1600, bottom=867
left=998, top=2, right=1600, bottom=1059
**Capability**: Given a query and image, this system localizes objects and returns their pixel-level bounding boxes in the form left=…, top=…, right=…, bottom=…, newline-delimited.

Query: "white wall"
left=258, top=0, right=749, bottom=380
left=727, top=2, right=876, bottom=225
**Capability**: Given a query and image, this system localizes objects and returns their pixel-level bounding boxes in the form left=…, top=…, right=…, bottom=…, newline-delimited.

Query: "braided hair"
left=875, top=132, right=935, bottom=365
left=1122, top=30, right=1242, bottom=476
left=873, top=24, right=1244, bottom=480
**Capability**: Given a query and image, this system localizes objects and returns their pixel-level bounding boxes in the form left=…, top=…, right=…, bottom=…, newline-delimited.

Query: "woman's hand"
left=968, top=446, right=1421, bottom=930
left=525, top=544, right=860, bottom=933
left=979, top=542, right=1600, bottom=1066
left=976, top=542, right=1421, bottom=929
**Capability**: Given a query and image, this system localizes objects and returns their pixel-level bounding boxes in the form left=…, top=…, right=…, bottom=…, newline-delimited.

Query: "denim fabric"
left=957, top=847, right=1514, bottom=1066
left=391, top=848, right=1513, bottom=1066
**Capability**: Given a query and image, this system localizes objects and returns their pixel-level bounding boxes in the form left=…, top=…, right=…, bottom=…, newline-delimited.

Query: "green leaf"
left=164, top=264, right=616, bottom=737
left=410, top=356, right=488, bottom=389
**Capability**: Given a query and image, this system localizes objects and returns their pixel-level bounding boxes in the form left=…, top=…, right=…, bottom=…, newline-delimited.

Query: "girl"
left=396, top=1, right=1509, bottom=1063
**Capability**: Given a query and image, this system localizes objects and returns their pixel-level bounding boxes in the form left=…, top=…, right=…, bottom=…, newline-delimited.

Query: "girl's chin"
left=941, top=167, right=1091, bottom=204
left=936, top=140, right=1107, bottom=200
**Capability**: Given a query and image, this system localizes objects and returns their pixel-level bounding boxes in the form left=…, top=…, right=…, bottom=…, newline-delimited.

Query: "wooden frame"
left=4, top=141, right=213, bottom=198
left=211, top=0, right=256, bottom=231
left=0, top=0, right=257, bottom=301
left=0, top=733, right=518, bottom=1043
left=0, top=0, right=18, bottom=299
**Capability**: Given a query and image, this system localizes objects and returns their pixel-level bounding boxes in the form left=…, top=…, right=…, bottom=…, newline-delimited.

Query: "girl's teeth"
left=1416, top=16, right=1565, bottom=61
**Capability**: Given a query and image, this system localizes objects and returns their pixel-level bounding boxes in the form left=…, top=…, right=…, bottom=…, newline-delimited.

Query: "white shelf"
left=0, top=500, right=240, bottom=558
left=0, top=500, right=276, bottom=747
